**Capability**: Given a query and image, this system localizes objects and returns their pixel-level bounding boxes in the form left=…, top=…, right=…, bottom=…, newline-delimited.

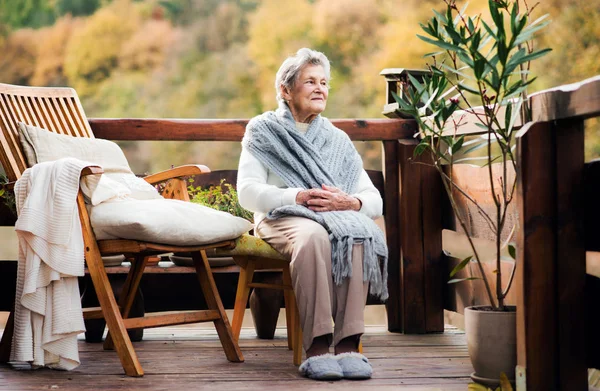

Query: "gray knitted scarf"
left=242, top=102, right=388, bottom=300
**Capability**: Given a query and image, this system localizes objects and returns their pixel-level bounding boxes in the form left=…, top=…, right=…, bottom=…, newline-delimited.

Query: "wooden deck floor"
left=0, top=325, right=473, bottom=391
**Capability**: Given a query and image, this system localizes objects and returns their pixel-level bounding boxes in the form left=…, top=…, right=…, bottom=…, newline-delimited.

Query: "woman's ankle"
left=334, top=335, right=360, bottom=355
left=306, top=335, right=331, bottom=358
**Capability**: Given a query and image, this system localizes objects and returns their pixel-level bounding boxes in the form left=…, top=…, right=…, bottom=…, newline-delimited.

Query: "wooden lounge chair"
left=0, top=83, right=244, bottom=376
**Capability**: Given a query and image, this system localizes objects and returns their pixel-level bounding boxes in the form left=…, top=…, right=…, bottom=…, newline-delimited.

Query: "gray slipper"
left=336, top=352, right=373, bottom=380
left=299, top=353, right=343, bottom=381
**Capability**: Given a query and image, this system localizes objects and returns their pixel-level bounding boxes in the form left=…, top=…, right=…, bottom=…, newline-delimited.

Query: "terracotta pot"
left=464, top=305, right=516, bottom=386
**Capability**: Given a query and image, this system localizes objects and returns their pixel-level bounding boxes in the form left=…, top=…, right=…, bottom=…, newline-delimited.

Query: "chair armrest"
left=143, top=164, right=211, bottom=185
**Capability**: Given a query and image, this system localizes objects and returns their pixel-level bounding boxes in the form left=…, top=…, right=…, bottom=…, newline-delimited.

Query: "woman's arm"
left=302, top=170, right=383, bottom=218
left=237, top=148, right=303, bottom=213
left=351, top=170, right=383, bottom=219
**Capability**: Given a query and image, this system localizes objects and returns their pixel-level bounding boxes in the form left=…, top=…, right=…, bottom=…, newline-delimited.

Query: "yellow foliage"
left=119, top=20, right=177, bottom=71
left=313, top=0, right=383, bottom=66
left=0, top=28, right=38, bottom=85
left=31, top=15, right=83, bottom=86
left=534, top=0, right=600, bottom=88
left=63, top=1, right=140, bottom=93
left=202, top=2, right=247, bottom=52
left=248, top=0, right=315, bottom=106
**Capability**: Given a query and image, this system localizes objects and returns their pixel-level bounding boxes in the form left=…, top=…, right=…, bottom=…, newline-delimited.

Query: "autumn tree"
left=63, top=1, right=140, bottom=94
left=31, top=15, right=83, bottom=86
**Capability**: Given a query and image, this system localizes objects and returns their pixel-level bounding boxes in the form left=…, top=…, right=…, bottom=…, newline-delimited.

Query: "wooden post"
left=554, top=118, right=587, bottom=390
left=392, top=140, right=444, bottom=334
left=516, top=120, right=587, bottom=390
left=421, top=152, right=445, bottom=333
left=383, top=140, right=402, bottom=332
left=399, top=140, right=425, bottom=333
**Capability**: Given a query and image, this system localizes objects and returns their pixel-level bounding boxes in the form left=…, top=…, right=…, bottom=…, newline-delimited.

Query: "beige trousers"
left=256, top=216, right=369, bottom=351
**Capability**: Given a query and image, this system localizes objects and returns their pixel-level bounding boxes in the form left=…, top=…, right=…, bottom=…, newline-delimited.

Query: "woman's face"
left=281, top=64, right=329, bottom=124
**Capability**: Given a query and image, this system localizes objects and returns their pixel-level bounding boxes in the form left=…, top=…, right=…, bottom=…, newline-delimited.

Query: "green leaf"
left=508, top=244, right=516, bottom=260
left=481, top=19, right=497, bottom=39
left=444, top=23, right=463, bottom=44
left=432, top=8, right=448, bottom=25
left=482, top=155, right=502, bottom=167
left=462, top=139, right=489, bottom=155
left=517, top=47, right=552, bottom=65
left=414, top=141, right=429, bottom=156
left=473, top=57, right=485, bottom=79
left=451, top=135, right=465, bottom=155
left=417, top=34, right=463, bottom=53
left=407, top=72, right=426, bottom=96
left=423, top=51, right=445, bottom=58
left=448, top=277, right=480, bottom=284
left=458, top=82, right=479, bottom=95
left=449, top=255, right=473, bottom=277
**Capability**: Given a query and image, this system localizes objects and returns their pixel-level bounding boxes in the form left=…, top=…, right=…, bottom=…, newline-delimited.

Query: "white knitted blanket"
left=242, top=102, right=388, bottom=300
left=11, top=158, right=91, bottom=370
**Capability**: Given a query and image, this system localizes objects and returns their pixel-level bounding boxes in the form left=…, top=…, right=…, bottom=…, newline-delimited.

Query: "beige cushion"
left=17, top=122, right=252, bottom=246
left=17, top=122, right=160, bottom=201
left=90, top=198, right=253, bottom=246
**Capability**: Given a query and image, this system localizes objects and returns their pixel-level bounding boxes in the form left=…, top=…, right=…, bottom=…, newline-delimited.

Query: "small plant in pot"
left=394, top=0, right=550, bottom=386
left=188, top=178, right=253, bottom=222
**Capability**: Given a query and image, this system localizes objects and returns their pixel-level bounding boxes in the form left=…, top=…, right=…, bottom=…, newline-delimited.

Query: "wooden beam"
left=421, top=151, right=445, bottom=332
left=516, top=121, right=558, bottom=391
left=399, top=140, right=426, bottom=333
left=382, top=140, right=402, bottom=332
left=123, top=310, right=221, bottom=329
left=586, top=274, right=600, bottom=370
left=88, top=118, right=417, bottom=141
left=530, top=75, right=600, bottom=122
left=434, top=75, right=600, bottom=137
left=516, top=119, right=588, bottom=390
left=554, top=118, right=587, bottom=390
left=584, top=160, right=600, bottom=252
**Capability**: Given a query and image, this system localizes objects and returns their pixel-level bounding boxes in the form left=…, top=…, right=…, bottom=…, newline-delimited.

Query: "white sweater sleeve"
left=237, top=147, right=383, bottom=219
left=352, top=170, right=383, bottom=219
left=237, top=147, right=302, bottom=213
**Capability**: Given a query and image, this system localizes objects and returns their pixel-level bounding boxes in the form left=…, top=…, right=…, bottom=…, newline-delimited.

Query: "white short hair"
left=274, top=48, right=331, bottom=103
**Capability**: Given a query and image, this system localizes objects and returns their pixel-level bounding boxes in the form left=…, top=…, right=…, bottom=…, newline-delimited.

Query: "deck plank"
left=0, top=326, right=472, bottom=390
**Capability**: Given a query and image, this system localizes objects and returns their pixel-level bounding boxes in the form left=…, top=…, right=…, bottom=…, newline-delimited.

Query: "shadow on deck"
left=0, top=324, right=472, bottom=391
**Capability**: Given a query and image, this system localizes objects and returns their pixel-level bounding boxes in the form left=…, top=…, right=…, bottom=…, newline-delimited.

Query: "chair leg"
left=104, top=255, right=148, bottom=351
left=0, top=310, right=14, bottom=364
left=191, top=250, right=244, bottom=363
left=282, top=268, right=294, bottom=350
left=232, top=259, right=255, bottom=341
left=291, top=292, right=303, bottom=366
left=85, top=247, right=143, bottom=376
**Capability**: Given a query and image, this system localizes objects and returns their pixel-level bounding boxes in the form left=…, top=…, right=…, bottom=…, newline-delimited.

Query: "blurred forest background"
left=0, top=0, right=599, bottom=174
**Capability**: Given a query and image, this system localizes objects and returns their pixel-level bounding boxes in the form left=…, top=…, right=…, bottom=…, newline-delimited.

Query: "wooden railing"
left=1, top=75, right=598, bottom=390
left=87, top=118, right=443, bottom=335
left=413, top=75, right=600, bottom=390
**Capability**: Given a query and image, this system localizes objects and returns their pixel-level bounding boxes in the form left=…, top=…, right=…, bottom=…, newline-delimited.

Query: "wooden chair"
left=0, top=83, right=244, bottom=376
left=220, top=235, right=303, bottom=365
left=228, top=242, right=363, bottom=366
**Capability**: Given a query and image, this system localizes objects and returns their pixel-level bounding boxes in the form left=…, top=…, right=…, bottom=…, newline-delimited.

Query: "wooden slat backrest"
left=0, top=83, right=93, bottom=182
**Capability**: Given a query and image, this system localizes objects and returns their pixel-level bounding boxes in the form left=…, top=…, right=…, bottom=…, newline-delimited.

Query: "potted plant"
left=394, top=0, right=550, bottom=386
left=188, top=178, right=253, bottom=222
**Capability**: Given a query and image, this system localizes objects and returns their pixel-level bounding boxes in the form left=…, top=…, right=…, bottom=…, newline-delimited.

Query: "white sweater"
left=237, top=122, right=383, bottom=225
left=12, top=158, right=90, bottom=370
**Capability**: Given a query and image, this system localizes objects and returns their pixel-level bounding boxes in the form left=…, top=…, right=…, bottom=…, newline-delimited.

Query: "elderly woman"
left=237, top=48, right=388, bottom=381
